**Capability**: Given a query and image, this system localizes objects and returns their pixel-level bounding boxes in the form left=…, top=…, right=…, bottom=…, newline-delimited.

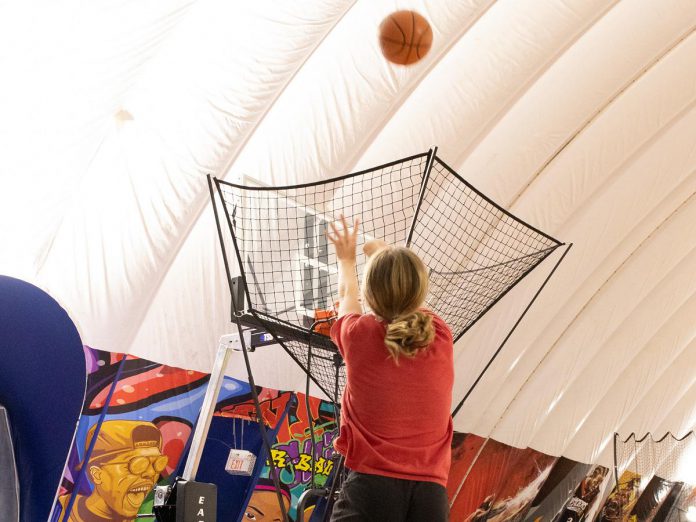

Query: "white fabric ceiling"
left=1, top=0, right=695, bottom=468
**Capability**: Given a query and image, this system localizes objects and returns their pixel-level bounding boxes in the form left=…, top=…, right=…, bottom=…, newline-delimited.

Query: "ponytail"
left=384, top=310, right=435, bottom=362
left=362, top=246, right=434, bottom=362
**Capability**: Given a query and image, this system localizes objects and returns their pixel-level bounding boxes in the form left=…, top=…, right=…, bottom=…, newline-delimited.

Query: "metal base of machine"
left=152, top=478, right=217, bottom=522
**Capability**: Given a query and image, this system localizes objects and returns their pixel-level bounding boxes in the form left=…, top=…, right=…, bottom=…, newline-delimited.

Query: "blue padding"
left=0, top=275, right=85, bottom=522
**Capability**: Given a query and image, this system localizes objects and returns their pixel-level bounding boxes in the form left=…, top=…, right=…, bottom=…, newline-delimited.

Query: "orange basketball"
left=379, top=10, right=433, bottom=66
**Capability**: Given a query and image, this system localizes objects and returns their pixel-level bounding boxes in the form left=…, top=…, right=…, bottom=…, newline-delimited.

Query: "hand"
left=363, top=239, right=388, bottom=257
left=327, top=214, right=359, bottom=262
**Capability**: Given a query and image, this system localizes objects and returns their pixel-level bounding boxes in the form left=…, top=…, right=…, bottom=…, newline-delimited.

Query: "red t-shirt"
left=330, top=310, right=454, bottom=487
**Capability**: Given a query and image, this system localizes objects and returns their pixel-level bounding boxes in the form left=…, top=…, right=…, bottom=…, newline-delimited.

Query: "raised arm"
left=327, top=215, right=362, bottom=317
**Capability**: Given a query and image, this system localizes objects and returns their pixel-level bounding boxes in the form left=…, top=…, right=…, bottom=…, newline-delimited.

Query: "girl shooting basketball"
left=326, top=215, right=454, bottom=522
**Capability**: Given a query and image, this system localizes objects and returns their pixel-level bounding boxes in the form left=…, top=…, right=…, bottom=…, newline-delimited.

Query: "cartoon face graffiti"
left=59, top=420, right=168, bottom=521
left=89, top=446, right=167, bottom=515
left=244, top=479, right=292, bottom=522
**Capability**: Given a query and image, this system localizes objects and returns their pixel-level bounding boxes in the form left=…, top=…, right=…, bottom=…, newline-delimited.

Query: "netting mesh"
left=411, top=158, right=559, bottom=338
left=609, top=432, right=696, bottom=521
left=213, top=151, right=561, bottom=398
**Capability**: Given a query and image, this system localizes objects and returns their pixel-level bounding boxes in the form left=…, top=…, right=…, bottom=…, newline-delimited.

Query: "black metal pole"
left=451, top=242, right=573, bottom=418
left=305, top=317, right=340, bottom=489
left=306, top=324, right=319, bottom=490
left=62, top=356, right=128, bottom=521
left=208, top=175, right=289, bottom=522
left=208, top=175, right=237, bottom=304
left=214, top=177, right=255, bottom=315
left=232, top=305, right=290, bottom=522
left=613, top=432, right=620, bottom=490
left=333, top=354, right=342, bottom=423
left=320, top=455, right=345, bottom=522
left=406, top=147, right=437, bottom=247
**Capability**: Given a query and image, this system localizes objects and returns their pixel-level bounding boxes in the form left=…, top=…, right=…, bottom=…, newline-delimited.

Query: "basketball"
left=378, top=10, right=433, bottom=66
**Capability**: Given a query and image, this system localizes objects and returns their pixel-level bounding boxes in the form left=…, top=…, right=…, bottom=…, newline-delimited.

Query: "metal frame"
left=405, top=147, right=436, bottom=247
left=62, top=355, right=128, bottom=521
left=613, top=432, right=620, bottom=493
left=182, top=177, right=292, bottom=521
left=451, top=243, right=572, bottom=417
left=213, top=173, right=344, bottom=401
left=0, top=407, right=19, bottom=522
left=179, top=330, right=289, bottom=521
left=203, top=149, right=567, bottom=520
left=181, top=333, right=249, bottom=480
left=211, top=148, right=564, bottom=353
left=296, top=487, right=329, bottom=522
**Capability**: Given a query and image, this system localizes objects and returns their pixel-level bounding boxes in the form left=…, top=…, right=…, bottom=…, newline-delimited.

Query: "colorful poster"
left=652, top=481, right=683, bottom=521
left=49, top=347, right=254, bottom=522
left=196, top=388, right=294, bottom=521
left=450, top=440, right=557, bottom=522
left=447, top=432, right=488, bottom=502
left=596, top=470, right=642, bottom=522
left=628, top=475, right=678, bottom=522
left=522, top=457, right=591, bottom=522
left=223, top=391, right=339, bottom=521
left=555, top=465, right=609, bottom=522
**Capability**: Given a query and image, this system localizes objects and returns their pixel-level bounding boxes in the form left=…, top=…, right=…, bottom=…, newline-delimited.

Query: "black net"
left=609, top=432, right=696, bottom=522
left=410, top=157, right=559, bottom=339
left=212, top=150, right=561, bottom=398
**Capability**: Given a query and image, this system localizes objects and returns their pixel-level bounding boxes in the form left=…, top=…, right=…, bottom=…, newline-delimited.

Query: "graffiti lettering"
left=265, top=424, right=338, bottom=490
left=270, top=448, right=289, bottom=468
left=295, top=453, right=313, bottom=472
left=218, top=392, right=292, bottom=429
left=315, top=457, right=333, bottom=476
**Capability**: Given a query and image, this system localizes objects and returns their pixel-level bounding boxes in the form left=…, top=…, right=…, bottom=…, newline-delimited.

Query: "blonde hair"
left=363, top=247, right=435, bottom=362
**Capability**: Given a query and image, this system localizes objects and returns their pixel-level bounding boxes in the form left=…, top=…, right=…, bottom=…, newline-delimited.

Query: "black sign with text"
left=176, top=480, right=217, bottom=522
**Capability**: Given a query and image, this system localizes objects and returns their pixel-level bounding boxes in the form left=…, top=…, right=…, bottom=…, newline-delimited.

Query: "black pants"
left=330, top=471, right=449, bottom=522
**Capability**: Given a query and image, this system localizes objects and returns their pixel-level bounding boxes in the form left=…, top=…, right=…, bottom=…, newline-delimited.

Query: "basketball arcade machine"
left=156, top=148, right=569, bottom=522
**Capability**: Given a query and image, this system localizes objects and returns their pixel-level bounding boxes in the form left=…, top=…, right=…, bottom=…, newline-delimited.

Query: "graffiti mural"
left=56, top=420, right=168, bottom=520
left=450, top=440, right=557, bottom=522
left=223, top=391, right=339, bottom=521
left=447, top=432, right=488, bottom=502
left=522, top=457, right=591, bottom=522
left=597, top=470, right=642, bottom=522
left=628, top=475, right=680, bottom=522
left=243, top=478, right=293, bottom=522
left=268, top=398, right=338, bottom=493
left=50, top=347, right=253, bottom=522
left=556, top=465, right=610, bottom=522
